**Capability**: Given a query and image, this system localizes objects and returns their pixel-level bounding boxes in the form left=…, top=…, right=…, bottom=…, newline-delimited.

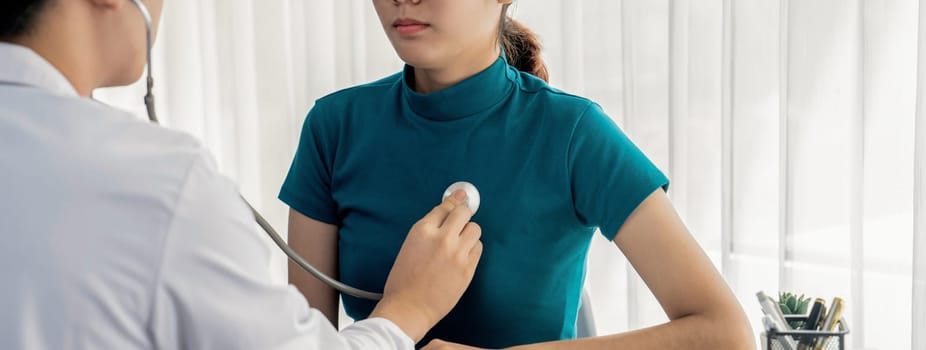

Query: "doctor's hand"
left=370, top=190, right=484, bottom=343
left=422, top=339, right=486, bottom=350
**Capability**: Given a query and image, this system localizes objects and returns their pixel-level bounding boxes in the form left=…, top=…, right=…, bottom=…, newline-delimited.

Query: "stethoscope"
left=124, top=0, right=481, bottom=301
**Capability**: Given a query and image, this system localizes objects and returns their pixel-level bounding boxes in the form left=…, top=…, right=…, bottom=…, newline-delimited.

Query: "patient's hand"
left=422, top=339, right=485, bottom=350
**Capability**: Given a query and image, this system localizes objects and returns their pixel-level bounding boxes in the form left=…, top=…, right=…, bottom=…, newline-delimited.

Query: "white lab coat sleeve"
left=147, top=149, right=414, bottom=350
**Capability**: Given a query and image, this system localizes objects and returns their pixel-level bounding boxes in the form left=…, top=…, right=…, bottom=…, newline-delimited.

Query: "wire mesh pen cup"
left=762, top=316, right=849, bottom=350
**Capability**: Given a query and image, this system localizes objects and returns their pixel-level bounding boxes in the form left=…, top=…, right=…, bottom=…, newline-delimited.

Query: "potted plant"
left=777, top=291, right=811, bottom=329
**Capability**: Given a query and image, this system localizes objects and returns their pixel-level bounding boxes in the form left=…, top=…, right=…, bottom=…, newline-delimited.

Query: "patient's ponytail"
left=499, top=4, right=549, bottom=82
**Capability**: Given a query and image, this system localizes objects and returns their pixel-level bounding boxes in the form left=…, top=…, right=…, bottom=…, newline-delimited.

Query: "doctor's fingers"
left=420, top=190, right=467, bottom=227
left=439, top=201, right=475, bottom=235
left=458, top=223, right=482, bottom=273
left=458, top=222, right=482, bottom=251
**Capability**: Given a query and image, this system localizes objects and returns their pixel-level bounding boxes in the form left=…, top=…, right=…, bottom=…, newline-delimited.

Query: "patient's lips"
left=393, top=18, right=430, bottom=36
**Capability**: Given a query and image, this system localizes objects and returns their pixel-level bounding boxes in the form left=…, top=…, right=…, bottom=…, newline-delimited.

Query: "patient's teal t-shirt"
left=279, top=57, right=669, bottom=348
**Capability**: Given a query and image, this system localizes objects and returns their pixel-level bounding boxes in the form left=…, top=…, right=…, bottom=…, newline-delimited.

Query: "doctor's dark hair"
left=0, top=0, right=54, bottom=40
left=499, top=3, right=549, bottom=83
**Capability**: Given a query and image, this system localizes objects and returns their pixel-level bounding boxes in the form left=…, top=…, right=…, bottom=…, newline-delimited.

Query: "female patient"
left=280, top=0, right=754, bottom=348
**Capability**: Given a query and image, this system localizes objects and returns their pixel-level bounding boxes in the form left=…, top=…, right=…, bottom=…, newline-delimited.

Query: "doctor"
left=0, top=0, right=483, bottom=349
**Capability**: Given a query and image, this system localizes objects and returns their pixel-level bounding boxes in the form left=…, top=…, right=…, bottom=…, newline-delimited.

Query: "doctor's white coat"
left=0, top=42, right=413, bottom=350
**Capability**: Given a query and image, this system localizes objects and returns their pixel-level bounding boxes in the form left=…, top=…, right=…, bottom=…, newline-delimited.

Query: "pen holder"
left=762, top=316, right=849, bottom=350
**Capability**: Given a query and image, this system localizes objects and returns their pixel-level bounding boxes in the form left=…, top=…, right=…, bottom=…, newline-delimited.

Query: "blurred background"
left=95, top=0, right=925, bottom=349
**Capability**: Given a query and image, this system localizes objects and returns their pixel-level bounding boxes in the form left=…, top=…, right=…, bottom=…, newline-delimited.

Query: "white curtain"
left=96, top=1, right=925, bottom=349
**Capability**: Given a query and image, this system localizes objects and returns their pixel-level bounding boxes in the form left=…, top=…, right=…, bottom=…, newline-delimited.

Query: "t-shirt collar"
left=402, top=56, right=515, bottom=121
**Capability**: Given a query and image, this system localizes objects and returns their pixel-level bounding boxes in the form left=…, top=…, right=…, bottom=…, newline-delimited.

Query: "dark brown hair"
left=0, top=0, right=53, bottom=40
left=499, top=4, right=549, bottom=82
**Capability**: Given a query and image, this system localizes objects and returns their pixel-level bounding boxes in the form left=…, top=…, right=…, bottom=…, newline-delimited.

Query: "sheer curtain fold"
left=94, top=0, right=923, bottom=348
left=913, top=2, right=926, bottom=349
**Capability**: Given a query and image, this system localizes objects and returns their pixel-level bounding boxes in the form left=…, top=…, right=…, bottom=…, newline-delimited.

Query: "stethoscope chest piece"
left=442, top=181, right=480, bottom=215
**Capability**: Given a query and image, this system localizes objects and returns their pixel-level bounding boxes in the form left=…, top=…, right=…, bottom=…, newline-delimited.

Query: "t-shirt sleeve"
left=568, top=103, right=670, bottom=241
left=279, top=103, right=340, bottom=225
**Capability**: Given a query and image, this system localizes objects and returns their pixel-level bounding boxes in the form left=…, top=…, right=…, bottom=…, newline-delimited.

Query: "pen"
left=757, top=291, right=796, bottom=350
left=798, top=298, right=825, bottom=350
left=757, top=291, right=791, bottom=330
left=762, top=315, right=778, bottom=332
left=820, top=297, right=844, bottom=331
left=813, top=297, right=844, bottom=350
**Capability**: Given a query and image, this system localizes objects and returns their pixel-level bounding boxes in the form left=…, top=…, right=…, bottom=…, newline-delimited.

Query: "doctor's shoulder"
left=59, top=96, right=222, bottom=185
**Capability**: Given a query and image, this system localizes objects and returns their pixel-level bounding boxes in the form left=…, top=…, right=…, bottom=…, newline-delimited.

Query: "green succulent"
left=778, top=292, right=811, bottom=329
